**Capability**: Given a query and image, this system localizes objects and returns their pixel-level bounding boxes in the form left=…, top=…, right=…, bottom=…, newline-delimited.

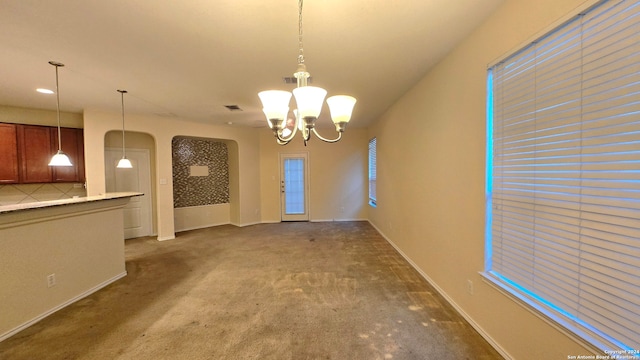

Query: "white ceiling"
left=0, top=0, right=503, bottom=129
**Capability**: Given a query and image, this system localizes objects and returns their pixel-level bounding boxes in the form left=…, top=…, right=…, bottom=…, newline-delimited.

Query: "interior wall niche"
left=172, top=136, right=229, bottom=208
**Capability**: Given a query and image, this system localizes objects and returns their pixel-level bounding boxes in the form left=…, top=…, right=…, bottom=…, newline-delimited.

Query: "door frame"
left=280, top=152, right=310, bottom=221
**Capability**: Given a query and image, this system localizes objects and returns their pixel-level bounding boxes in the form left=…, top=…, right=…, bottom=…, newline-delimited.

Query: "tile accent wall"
left=172, top=137, right=230, bottom=208
left=0, top=183, right=86, bottom=206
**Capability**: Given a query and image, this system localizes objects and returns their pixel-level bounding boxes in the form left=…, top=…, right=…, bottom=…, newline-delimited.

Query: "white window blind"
left=369, top=137, right=377, bottom=205
left=486, top=0, right=640, bottom=352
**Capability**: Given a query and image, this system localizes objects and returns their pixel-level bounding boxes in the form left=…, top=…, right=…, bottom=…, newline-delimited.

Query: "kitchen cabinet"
left=51, top=127, right=85, bottom=182
left=0, top=123, right=20, bottom=183
left=1, top=123, right=85, bottom=184
left=18, top=125, right=53, bottom=183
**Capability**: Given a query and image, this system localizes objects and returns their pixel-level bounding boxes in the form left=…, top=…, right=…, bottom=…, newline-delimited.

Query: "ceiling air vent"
left=282, top=77, right=312, bottom=84
left=224, top=105, right=242, bottom=111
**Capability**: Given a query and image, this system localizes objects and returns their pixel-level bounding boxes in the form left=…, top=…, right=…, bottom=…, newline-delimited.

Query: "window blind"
left=486, top=0, right=640, bottom=352
left=369, top=137, right=377, bottom=205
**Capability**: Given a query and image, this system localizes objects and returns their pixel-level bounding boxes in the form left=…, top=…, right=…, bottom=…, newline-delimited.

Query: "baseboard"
left=311, top=218, right=368, bottom=222
left=175, top=222, right=230, bottom=233
left=232, top=221, right=263, bottom=227
left=0, top=271, right=127, bottom=343
left=367, top=220, right=512, bottom=360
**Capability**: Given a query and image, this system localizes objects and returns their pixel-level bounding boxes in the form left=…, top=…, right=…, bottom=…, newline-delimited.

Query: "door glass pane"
left=284, top=158, right=305, bottom=215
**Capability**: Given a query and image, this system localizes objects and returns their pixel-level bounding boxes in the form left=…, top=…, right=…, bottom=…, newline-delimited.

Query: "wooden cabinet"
left=18, top=125, right=53, bottom=183
left=0, top=123, right=85, bottom=184
left=51, top=127, right=85, bottom=182
left=0, top=123, right=20, bottom=183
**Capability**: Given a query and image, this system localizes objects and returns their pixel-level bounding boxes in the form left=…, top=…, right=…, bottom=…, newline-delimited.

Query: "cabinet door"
left=51, top=127, right=85, bottom=182
left=0, top=123, right=20, bottom=183
left=18, top=125, right=53, bottom=183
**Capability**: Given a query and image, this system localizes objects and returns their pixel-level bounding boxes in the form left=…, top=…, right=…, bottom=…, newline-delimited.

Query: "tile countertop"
left=0, top=192, right=143, bottom=215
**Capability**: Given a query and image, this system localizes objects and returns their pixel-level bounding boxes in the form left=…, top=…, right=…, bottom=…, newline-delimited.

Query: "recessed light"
left=37, top=88, right=54, bottom=94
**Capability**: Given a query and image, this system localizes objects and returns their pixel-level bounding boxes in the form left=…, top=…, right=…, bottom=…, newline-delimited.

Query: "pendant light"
left=48, top=61, right=73, bottom=167
left=116, top=89, right=133, bottom=169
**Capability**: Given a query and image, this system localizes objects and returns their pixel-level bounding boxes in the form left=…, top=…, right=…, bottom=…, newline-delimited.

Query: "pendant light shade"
left=48, top=61, right=73, bottom=167
left=116, top=89, right=133, bottom=169
left=49, top=150, right=73, bottom=166
left=117, top=158, right=133, bottom=168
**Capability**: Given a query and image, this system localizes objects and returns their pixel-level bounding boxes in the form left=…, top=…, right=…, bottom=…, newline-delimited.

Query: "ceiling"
left=0, top=0, right=503, bottom=129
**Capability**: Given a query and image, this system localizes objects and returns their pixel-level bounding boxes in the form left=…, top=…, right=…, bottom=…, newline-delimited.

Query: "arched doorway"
left=104, top=130, right=156, bottom=239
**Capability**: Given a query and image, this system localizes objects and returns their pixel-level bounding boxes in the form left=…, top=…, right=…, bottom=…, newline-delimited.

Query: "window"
left=369, top=137, right=377, bottom=206
left=485, top=0, right=640, bottom=353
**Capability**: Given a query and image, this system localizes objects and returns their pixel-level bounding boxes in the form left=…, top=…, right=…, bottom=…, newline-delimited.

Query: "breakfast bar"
left=0, top=192, right=141, bottom=341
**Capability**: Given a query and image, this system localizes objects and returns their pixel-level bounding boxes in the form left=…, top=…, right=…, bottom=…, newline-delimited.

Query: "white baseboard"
left=311, top=218, right=368, bottom=222
left=0, top=271, right=127, bottom=343
left=367, top=221, right=512, bottom=360
left=232, top=221, right=263, bottom=227
left=175, top=221, right=230, bottom=233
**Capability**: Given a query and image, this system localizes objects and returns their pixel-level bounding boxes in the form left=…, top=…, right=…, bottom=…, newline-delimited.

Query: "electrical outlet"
left=466, top=279, right=474, bottom=295
left=47, top=274, right=56, bottom=288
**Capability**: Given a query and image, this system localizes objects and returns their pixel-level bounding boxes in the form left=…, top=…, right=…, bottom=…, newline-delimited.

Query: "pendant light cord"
left=118, top=90, right=128, bottom=158
left=54, top=63, right=62, bottom=152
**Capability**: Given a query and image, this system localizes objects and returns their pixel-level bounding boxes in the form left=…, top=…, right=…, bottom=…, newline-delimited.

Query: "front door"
left=280, top=153, right=309, bottom=221
left=105, top=148, right=153, bottom=239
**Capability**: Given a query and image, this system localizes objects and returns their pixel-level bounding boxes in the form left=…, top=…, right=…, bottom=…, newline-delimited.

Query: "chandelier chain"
left=297, top=0, right=304, bottom=65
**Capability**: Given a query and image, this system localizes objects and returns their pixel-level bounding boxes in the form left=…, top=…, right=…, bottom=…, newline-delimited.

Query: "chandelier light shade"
left=116, top=89, right=133, bottom=169
left=326, top=95, right=357, bottom=131
left=292, top=86, right=327, bottom=121
left=258, top=90, right=292, bottom=130
left=258, top=0, right=356, bottom=146
left=48, top=61, right=73, bottom=167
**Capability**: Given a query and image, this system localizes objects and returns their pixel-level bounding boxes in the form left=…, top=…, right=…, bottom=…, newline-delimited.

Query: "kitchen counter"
left=0, top=192, right=142, bottom=215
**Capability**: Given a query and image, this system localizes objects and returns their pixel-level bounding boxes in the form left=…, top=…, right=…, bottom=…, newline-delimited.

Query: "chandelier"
left=258, top=0, right=356, bottom=146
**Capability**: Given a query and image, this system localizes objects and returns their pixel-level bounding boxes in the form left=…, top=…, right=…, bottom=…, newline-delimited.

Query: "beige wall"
left=83, top=110, right=261, bottom=240
left=84, top=110, right=367, bottom=235
left=259, top=127, right=368, bottom=223
left=0, top=198, right=129, bottom=340
left=174, top=204, right=231, bottom=232
left=0, top=105, right=82, bottom=128
left=368, top=0, right=598, bottom=359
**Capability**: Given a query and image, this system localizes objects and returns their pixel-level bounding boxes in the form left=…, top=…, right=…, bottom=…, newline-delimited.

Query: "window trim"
left=368, top=137, right=377, bottom=207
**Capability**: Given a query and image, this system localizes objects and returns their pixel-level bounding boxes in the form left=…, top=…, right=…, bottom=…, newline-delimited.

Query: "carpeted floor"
left=0, top=221, right=502, bottom=359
